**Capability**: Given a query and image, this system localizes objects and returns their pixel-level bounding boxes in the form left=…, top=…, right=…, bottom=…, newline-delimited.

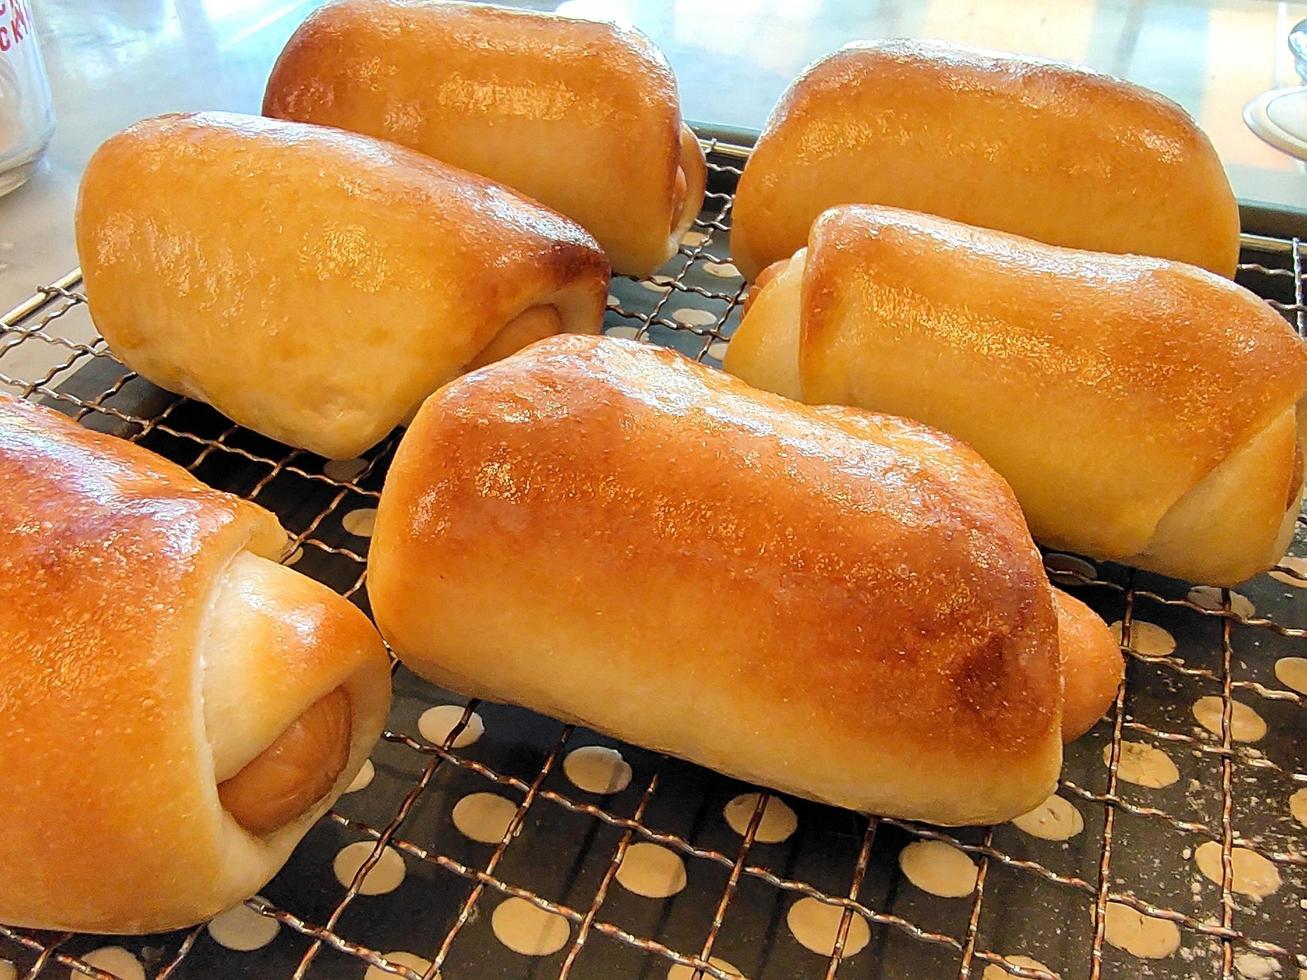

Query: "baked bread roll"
left=0, top=393, right=391, bottom=933
left=726, top=206, right=1307, bottom=586
left=263, top=0, right=707, bottom=277
left=75, top=111, right=609, bottom=460
left=730, top=39, right=1240, bottom=281
left=368, top=334, right=1119, bottom=826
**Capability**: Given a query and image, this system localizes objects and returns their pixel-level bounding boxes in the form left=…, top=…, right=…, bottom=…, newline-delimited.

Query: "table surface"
left=3, top=0, right=1306, bottom=311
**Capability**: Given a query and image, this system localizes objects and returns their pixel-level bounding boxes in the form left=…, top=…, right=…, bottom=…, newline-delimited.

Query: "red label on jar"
left=0, top=0, right=32, bottom=53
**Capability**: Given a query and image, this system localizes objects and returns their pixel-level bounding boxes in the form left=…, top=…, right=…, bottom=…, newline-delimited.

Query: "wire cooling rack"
left=0, top=141, right=1304, bottom=980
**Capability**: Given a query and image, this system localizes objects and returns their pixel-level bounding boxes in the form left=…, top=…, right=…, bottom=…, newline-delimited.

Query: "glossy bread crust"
left=730, top=39, right=1240, bottom=280
left=264, top=0, right=704, bottom=275
left=76, top=111, right=609, bottom=459
left=369, top=335, right=1063, bottom=826
left=727, top=206, right=1307, bottom=584
left=0, top=393, right=390, bottom=932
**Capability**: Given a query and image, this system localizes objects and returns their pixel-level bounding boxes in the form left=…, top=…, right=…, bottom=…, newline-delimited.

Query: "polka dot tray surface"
left=0, top=141, right=1304, bottom=980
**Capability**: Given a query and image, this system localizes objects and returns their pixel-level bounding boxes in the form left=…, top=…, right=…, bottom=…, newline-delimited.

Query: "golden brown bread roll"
left=75, top=111, right=609, bottom=460
left=0, top=393, right=391, bottom=933
left=730, top=39, right=1240, bottom=281
left=264, top=0, right=707, bottom=277
left=725, top=206, right=1307, bottom=586
left=368, top=334, right=1083, bottom=826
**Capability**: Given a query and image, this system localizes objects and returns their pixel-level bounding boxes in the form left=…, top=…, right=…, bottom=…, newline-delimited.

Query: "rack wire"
left=0, top=141, right=1303, bottom=980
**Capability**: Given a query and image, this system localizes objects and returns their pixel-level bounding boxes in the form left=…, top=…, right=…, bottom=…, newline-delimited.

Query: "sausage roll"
left=75, top=111, right=609, bottom=460
left=0, top=393, right=391, bottom=933
left=730, top=39, right=1240, bottom=280
left=263, top=0, right=707, bottom=277
left=726, top=206, right=1307, bottom=586
left=368, top=334, right=1121, bottom=826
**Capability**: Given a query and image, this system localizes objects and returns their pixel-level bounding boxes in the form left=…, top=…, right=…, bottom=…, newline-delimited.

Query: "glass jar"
left=1293, top=19, right=1307, bottom=83
left=0, top=0, right=53, bottom=197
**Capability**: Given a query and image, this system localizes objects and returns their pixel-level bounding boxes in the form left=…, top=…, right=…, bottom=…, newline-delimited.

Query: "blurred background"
left=4, top=0, right=1306, bottom=307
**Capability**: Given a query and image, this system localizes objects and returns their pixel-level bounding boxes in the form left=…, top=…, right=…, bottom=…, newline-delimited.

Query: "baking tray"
left=0, top=139, right=1303, bottom=980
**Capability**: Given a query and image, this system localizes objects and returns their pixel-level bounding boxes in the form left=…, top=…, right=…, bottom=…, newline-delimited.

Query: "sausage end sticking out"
left=1054, top=590, right=1124, bottom=742
left=218, top=687, right=352, bottom=836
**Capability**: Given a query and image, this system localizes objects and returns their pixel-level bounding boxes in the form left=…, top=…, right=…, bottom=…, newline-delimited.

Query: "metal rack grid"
left=0, top=141, right=1303, bottom=980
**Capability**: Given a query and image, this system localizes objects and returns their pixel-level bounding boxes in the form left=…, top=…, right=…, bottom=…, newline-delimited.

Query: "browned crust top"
left=381, top=335, right=1062, bottom=756
left=802, top=206, right=1307, bottom=489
